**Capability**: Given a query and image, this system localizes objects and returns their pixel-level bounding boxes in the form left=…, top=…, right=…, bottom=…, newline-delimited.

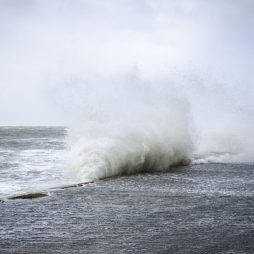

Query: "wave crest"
left=67, top=98, right=193, bottom=182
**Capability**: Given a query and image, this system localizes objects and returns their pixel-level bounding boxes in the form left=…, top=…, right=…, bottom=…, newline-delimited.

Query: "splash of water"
left=67, top=77, right=193, bottom=182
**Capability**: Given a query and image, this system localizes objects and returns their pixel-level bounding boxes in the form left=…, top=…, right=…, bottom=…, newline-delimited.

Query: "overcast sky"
left=0, top=0, right=254, bottom=125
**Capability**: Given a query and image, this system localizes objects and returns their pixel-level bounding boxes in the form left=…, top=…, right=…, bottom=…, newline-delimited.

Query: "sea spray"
left=67, top=77, right=193, bottom=182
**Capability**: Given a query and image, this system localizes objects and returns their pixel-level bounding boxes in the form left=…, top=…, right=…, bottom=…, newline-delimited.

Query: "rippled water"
left=0, top=127, right=76, bottom=198
left=0, top=163, right=253, bottom=253
left=0, top=126, right=253, bottom=200
left=0, top=127, right=253, bottom=253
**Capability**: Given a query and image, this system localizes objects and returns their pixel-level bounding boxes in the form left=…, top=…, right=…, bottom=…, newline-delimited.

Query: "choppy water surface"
left=0, top=127, right=75, bottom=198
left=0, top=163, right=253, bottom=253
left=0, top=127, right=253, bottom=253
left=0, top=127, right=253, bottom=200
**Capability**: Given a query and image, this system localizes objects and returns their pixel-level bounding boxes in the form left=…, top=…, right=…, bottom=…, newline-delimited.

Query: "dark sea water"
left=0, top=127, right=253, bottom=253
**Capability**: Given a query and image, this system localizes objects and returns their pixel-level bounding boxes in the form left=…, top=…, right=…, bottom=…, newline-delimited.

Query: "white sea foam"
left=193, top=115, right=254, bottom=164
left=67, top=78, right=193, bottom=182
left=67, top=74, right=254, bottom=181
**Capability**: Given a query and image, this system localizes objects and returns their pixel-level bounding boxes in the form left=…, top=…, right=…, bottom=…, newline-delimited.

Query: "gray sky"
left=0, top=0, right=254, bottom=125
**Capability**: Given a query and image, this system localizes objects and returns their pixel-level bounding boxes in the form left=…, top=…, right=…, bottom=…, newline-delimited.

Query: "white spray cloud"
left=0, top=0, right=254, bottom=167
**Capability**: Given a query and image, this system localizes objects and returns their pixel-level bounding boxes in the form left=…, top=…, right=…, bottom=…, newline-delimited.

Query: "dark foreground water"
left=0, top=163, right=253, bottom=254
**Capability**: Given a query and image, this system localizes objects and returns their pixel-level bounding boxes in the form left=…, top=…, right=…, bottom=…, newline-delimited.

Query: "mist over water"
left=1, top=4, right=254, bottom=253
left=67, top=75, right=193, bottom=181
left=0, top=1, right=254, bottom=181
left=66, top=70, right=254, bottom=182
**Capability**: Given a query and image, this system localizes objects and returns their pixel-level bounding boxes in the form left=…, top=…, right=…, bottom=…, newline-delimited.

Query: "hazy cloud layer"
left=0, top=0, right=254, bottom=125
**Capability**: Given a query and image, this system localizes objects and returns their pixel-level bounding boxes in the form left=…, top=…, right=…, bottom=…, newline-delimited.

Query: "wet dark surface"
left=8, top=193, right=48, bottom=200
left=0, top=163, right=253, bottom=253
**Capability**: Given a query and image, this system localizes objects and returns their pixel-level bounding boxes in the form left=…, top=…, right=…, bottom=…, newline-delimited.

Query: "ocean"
left=0, top=127, right=253, bottom=253
left=0, top=127, right=74, bottom=199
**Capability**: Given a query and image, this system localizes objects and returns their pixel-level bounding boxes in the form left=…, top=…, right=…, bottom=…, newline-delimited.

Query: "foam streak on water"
left=0, top=127, right=74, bottom=198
